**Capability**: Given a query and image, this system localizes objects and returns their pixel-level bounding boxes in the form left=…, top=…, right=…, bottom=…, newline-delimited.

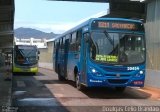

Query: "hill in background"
left=14, top=27, right=59, bottom=39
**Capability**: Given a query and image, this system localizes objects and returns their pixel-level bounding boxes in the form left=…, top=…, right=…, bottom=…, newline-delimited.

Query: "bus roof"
left=53, top=18, right=143, bottom=41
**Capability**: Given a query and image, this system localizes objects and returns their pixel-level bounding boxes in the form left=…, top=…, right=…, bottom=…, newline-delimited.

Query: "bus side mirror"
left=84, top=33, right=90, bottom=43
left=38, top=51, right=40, bottom=54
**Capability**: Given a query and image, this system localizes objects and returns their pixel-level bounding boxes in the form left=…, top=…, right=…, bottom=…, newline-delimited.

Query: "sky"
left=14, top=0, right=109, bottom=34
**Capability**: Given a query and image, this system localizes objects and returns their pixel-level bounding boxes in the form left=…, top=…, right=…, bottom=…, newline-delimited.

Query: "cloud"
left=14, top=21, right=76, bottom=34
left=77, top=10, right=109, bottom=24
left=14, top=10, right=108, bottom=34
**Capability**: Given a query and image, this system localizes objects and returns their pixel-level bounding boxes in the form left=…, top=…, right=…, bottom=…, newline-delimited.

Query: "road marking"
left=18, top=98, right=59, bottom=106
left=17, top=81, right=26, bottom=87
left=13, top=91, right=26, bottom=96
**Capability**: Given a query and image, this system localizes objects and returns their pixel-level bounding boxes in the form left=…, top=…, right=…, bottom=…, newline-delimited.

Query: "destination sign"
left=112, top=23, right=136, bottom=30
left=96, top=55, right=118, bottom=62
left=91, top=20, right=144, bottom=31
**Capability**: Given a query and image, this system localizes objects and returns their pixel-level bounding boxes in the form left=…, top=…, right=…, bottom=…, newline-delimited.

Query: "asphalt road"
left=11, top=68, right=160, bottom=112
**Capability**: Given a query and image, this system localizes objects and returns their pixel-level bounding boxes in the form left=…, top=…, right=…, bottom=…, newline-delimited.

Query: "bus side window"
left=57, top=39, right=60, bottom=51
left=62, top=36, right=66, bottom=49
left=66, top=34, right=71, bottom=41
left=70, top=32, right=76, bottom=51
left=53, top=41, right=55, bottom=48
left=69, top=30, right=82, bottom=52
left=76, top=29, right=82, bottom=51
left=66, top=34, right=71, bottom=49
left=60, top=38, right=63, bottom=50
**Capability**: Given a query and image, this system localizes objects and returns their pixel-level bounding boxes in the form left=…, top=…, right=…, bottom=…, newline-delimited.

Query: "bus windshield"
left=18, top=48, right=37, bottom=57
left=15, top=47, right=38, bottom=65
left=90, top=32, right=145, bottom=65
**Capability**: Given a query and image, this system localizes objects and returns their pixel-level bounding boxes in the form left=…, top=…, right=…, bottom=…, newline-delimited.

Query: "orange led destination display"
left=112, top=23, right=136, bottom=30
left=98, top=22, right=109, bottom=28
left=97, top=22, right=136, bottom=30
left=91, top=20, right=144, bottom=31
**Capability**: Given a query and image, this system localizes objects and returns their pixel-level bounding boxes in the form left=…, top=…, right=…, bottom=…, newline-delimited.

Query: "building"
left=38, top=39, right=55, bottom=70
left=14, top=37, right=47, bottom=48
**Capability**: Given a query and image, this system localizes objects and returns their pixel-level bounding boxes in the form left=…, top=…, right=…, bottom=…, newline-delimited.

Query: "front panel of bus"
left=13, top=45, right=39, bottom=74
left=84, top=19, right=146, bottom=88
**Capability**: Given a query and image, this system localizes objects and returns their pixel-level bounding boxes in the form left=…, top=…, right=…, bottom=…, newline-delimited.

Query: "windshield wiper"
left=26, top=49, right=35, bottom=57
left=103, top=30, right=114, bottom=46
left=18, top=49, right=25, bottom=58
left=17, top=49, right=29, bottom=64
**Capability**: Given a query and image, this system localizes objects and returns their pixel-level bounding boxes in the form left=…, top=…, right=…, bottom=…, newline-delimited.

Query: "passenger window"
left=72, top=32, right=76, bottom=44
left=69, top=30, right=82, bottom=52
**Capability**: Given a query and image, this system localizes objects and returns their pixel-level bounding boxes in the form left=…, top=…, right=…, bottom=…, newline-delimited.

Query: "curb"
left=143, top=86, right=160, bottom=93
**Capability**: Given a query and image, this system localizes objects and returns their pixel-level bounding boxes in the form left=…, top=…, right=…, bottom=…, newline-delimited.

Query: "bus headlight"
left=91, top=68, right=96, bottom=73
left=89, top=67, right=103, bottom=77
left=135, top=70, right=144, bottom=77
left=139, top=70, right=144, bottom=74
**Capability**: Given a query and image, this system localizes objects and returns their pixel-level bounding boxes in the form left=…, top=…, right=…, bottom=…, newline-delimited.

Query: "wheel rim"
left=76, top=75, right=80, bottom=89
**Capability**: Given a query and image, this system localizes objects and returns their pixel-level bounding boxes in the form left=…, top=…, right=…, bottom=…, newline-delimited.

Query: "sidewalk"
left=145, top=69, right=160, bottom=89
left=0, top=66, right=12, bottom=107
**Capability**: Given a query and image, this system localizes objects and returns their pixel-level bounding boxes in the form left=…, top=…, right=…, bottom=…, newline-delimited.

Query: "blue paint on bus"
left=53, top=18, right=146, bottom=91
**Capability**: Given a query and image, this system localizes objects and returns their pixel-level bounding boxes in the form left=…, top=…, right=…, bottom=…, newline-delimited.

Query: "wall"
left=145, top=0, right=160, bottom=89
left=38, top=41, right=54, bottom=70
left=145, top=0, right=160, bottom=71
left=145, top=69, right=160, bottom=89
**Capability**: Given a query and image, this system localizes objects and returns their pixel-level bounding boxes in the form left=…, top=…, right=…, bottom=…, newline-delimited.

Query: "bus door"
left=80, top=33, right=89, bottom=84
left=64, top=39, right=69, bottom=78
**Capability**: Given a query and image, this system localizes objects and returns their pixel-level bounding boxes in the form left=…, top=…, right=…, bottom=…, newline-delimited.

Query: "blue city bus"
left=53, top=18, right=146, bottom=91
left=12, top=45, right=40, bottom=75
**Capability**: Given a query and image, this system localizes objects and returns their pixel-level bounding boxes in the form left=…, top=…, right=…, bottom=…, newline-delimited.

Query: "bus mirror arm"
left=84, top=36, right=89, bottom=43
left=84, top=32, right=90, bottom=43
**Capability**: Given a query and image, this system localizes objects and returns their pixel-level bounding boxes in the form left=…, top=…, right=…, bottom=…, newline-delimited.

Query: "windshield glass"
left=19, top=49, right=37, bottom=57
left=15, top=48, right=38, bottom=65
left=90, top=32, right=145, bottom=65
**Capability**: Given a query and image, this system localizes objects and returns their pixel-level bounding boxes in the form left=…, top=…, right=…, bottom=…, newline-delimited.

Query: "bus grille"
left=108, top=79, right=128, bottom=84
left=101, top=66, right=129, bottom=72
left=106, top=74, right=131, bottom=77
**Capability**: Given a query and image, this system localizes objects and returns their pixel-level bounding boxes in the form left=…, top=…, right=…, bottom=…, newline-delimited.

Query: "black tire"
left=31, top=72, right=36, bottom=75
left=115, top=87, right=126, bottom=92
left=58, top=74, right=65, bottom=81
left=58, top=67, right=65, bottom=81
left=76, top=75, right=84, bottom=90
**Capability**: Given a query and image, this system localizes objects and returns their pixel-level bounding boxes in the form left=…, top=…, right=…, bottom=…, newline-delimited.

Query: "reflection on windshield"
left=15, top=48, right=38, bottom=65
left=90, top=32, right=145, bottom=65
left=20, top=49, right=36, bottom=57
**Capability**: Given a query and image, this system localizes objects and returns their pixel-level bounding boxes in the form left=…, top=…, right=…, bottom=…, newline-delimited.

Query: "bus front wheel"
left=58, top=67, right=65, bottom=81
left=76, top=75, right=84, bottom=90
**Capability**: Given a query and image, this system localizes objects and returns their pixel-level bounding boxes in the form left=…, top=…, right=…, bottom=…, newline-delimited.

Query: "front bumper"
left=86, top=73, right=145, bottom=87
